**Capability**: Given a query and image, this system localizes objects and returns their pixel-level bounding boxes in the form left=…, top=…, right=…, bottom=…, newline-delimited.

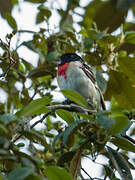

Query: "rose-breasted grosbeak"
left=57, top=53, right=106, bottom=110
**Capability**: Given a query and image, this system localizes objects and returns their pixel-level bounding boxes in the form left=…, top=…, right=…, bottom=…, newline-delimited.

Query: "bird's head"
left=57, top=53, right=83, bottom=66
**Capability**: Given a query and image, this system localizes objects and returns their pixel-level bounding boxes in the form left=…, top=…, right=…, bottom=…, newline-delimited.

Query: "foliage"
left=0, top=0, right=135, bottom=179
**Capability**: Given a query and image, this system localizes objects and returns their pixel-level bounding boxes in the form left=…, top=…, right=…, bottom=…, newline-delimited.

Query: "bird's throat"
left=58, top=62, right=70, bottom=80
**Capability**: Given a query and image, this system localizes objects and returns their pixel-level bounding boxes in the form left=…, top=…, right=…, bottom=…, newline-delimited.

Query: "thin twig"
left=0, top=38, right=16, bottom=78
left=81, top=167, right=93, bottom=180
left=31, top=112, right=51, bottom=128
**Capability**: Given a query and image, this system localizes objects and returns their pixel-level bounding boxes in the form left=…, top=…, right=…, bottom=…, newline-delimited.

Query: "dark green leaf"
left=118, top=56, right=135, bottom=83
left=63, top=120, right=89, bottom=146
left=120, top=121, right=133, bottom=136
left=105, top=70, right=135, bottom=109
left=45, top=166, right=73, bottom=180
left=38, top=5, right=52, bottom=19
left=4, top=13, right=17, bottom=29
left=7, top=167, right=34, bottom=180
left=16, top=96, right=50, bottom=117
left=94, top=32, right=109, bottom=40
left=117, top=0, right=135, bottom=10
left=107, top=147, right=133, bottom=180
left=56, top=109, right=74, bottom=124
left=46, top=51, right=60, bottom=62
left=52, top=132, right=64, bottom=150
left=57, top=151, right=75, bottom=166
left=61, top=89, right=89, bottom=108
left=84, top=38, right=93, bottom=49
left=125, top=31, right=135, bottom=45
left=0, top=114, right=18, bottom=125
left=111, top=136, right=135, bottom=153
left=96, top=116, right=115, bottom=130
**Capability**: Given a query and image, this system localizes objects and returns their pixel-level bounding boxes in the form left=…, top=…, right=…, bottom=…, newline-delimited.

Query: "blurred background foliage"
left=0, top=0, right=135, bottom=179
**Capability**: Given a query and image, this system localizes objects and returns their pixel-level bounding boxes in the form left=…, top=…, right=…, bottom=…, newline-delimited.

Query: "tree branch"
left=47, top=104, right=96, bottom=114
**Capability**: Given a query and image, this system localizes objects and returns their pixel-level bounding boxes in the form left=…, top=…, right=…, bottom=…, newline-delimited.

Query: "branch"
left=0, top=38, right=16, bottom=78
left=47, top=104, right=96, bottom=114
left=122, top=135, right=135, bottom=145
left=31, top=112, right=51, bottom=129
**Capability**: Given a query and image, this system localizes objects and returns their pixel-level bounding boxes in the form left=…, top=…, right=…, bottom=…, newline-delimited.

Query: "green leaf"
left=61, top=89, right=89, bottom=108
left=0, top=114, right=18, bottom=125
left=4, top=13, right=17, bottom=29
left=22, top=130, right=49, bottom=149
left=111, top=136, right=135, bottom=153
left=93, top=32, right=109, bottom=40
left=52, top=132, right=64, bottom=150
left=118, top=57, right=135, bottom=83
left=125, top=31, right=135, bottom=45
left=38, top=5, right=52, bottom=19
left=24, top=0, right=46, bottom=3
left=109, top=113, right=129, bottom=135
left=107, top=147, right=133, bottom=180
left=84, top=38, right=93, bottom=49
left=62, top=120, right=89, bottom=146
left=117, top=0, right=135, bottom=11
left=56, top=109, right=74, bottom=124
left=45, top=166, right=73, bottom=180
left=16, top=97, right=50, bottom=117
left=57, top=151, right=75, bottom=166
left=96, top=116, right=115, bottom=130
left=46, top=51, right=60, bottom=62
left=7, top=167, right=34, bottom=180
left=21, top=41, right=36, bottom=52
left=105, top=70, right=135, bottom=109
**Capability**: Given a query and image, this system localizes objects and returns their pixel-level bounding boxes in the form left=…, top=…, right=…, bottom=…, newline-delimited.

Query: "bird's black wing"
left=80, top=61, right=106, bottom=110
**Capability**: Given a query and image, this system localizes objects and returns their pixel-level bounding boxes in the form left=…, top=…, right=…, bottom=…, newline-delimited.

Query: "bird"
left=57, top=53, right=106, bottom=110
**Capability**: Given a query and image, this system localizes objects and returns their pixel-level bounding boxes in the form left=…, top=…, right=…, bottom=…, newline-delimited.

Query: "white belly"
left=57, top=62, right=100, bottom=108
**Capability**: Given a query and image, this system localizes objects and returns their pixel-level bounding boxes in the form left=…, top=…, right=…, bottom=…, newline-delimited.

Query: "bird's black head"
left=57, top=53, right=83, bottom=66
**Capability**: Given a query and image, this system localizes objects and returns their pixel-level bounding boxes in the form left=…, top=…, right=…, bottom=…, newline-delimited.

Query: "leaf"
left=22, top=130, right=49, bottom=149
left=117, top=0, right=135, bottom=10
left=105, top=70, right=135, bottom=109
left=107, top=147, right=133, bottom=180
left=46, top=51, right=60, bottom=62
left=45, top=166, right=73, bottom=180
left=125, top=31, right=135, bottom=45
left=70, top=149, right=82, bottom=180
left=7, top=167, right=34, bottom=180
left=0, top=114, right=18, bottom=125
left=109, top=113, right=129, bottom=135
left=62, top=120, right=89, bottom=146
left=84, top=38, right=93, bottom=49
left=96, top=116, right=115, bottom=130
left=118, top=56, right=135, bottom=83
left=38, top=5, right=52, bottom=19
left=4, top=13, right=17, bottom=29
left=56, top=109, right=74, bottom=124
left=52, top=132, right=64, bottom=150
left=16, top=96, right=50, bottom=117
left=111, top=136, right=135, bottom=153
left=61, top=89, right=89, bottom=108
left=21, top=41, right=36, bottom=52
left=57, top=151, right=75, bottom=166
